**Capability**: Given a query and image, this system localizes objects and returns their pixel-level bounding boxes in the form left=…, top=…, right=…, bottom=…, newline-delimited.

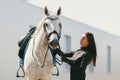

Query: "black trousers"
left=70, top=68, right=85, bottom=80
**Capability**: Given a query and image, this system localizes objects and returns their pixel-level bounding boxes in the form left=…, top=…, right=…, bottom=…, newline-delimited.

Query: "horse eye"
left=44, top=23, right=48, bottom=27
left=59, top=23, right=62, bottom=28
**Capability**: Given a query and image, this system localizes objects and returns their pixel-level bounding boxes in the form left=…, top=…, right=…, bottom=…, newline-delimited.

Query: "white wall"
left=0, top=0, right=120, bottom=80
left=0, top=0, right=44, bottom=80
left=59, top=16, right=120, bottom=80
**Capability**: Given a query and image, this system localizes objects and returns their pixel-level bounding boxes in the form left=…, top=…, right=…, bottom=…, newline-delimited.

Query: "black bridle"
left=43, top=17, right=62, bottom=76
left=43, top=17, right=61, bottom=41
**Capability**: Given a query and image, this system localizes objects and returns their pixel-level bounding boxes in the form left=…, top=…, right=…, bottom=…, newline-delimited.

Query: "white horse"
left=24, top=6, right=62, bottom=80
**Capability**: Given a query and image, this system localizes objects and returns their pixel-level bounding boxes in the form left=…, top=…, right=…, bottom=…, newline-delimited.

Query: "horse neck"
left=34, top=27, right=49, bottom=56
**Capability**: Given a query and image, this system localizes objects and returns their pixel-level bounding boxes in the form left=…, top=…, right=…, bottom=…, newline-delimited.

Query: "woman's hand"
left=53, top=48, right=64, bottom=56
left=61, top=56, right=66, bottom=62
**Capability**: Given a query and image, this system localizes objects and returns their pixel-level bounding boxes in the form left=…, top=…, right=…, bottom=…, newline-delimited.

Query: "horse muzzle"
left=49, top=39, right=59, bottom=48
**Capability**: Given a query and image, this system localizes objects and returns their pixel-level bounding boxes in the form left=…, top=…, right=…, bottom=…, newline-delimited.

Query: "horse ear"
left=44, top=6, right=49, bottom=16
left=57, top=6, right=61, bottom=16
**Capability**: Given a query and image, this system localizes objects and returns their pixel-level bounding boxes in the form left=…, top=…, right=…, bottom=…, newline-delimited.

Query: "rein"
left=32, top=36, right=62, bottom=76
left=32, top=36, right=49, bottom=68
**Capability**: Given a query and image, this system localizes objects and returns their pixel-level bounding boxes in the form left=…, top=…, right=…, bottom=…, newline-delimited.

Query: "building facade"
left=0, top=0, right=120, bottom=80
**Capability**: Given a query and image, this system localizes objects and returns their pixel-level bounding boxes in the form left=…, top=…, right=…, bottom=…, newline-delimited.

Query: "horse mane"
left=33, top=17, right=46, bottom=36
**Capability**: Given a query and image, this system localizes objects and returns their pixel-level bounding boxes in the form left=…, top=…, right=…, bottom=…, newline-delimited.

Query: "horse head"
left=43, top=6, right=62, bottom=49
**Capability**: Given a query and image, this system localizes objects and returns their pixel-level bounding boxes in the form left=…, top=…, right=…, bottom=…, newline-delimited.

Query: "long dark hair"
left=86, top=32, right=97, bottom=67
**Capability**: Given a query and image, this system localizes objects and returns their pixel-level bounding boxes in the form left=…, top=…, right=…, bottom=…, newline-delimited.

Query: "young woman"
left=56, top=32, right=97, bottom=80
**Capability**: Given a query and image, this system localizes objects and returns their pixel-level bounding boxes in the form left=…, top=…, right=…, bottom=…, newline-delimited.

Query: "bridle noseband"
left=46, top=30, right=61, bottom=41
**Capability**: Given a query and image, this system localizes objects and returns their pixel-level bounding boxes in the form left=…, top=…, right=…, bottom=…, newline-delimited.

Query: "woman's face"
left=80, top=33, right=89, bottom=47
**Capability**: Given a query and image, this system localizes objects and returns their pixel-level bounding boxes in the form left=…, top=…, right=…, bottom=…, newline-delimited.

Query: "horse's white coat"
left=24, top=7, right=61, bottom=80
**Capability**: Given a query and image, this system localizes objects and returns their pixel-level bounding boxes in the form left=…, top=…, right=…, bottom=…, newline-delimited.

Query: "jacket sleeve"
left=62, top=49, right=81, bottom=57
left=62, top=57, right=74, bottom=66
left=60, top=51, right=76, bottom=66
left=62, top=51, right=74, bottom=57
left=54, top=48, right=74, bottom=57
left=75, top=53, right=92, bottom=72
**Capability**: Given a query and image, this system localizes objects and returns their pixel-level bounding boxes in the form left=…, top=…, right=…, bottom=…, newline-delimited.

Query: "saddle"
left=18, top=26, right=36, bottom=59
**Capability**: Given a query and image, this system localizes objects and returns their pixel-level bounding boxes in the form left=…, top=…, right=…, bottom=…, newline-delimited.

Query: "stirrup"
left=16, top=65, right=25, bottom=78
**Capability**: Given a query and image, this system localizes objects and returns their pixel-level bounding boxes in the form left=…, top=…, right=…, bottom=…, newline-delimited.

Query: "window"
left=64, top=35, right=71, bottom=71
left=64, top=35, right=71, bottom=53
left=89, top=64, right=94, bottom=72
left=107, top=46, right=111, bottom=73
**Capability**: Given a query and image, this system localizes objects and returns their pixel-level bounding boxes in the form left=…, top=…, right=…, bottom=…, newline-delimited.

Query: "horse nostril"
left=50, top=39, right=58, bottom=47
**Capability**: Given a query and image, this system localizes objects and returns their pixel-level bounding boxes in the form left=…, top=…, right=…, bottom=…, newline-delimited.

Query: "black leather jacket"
left=59, top=47, right=92, bottom=80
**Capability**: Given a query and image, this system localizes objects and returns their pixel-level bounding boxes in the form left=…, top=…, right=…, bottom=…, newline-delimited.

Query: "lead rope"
left=51, top=45, right=63, bottom=76
left=55, top=45, right=63, bottom=65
